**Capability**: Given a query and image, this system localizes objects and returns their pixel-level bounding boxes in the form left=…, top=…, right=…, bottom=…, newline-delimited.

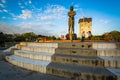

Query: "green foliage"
left=0, top=32, right=5, bottom=42
left=0, top=32, right=14, bottom=42
left=110, top=31, right=120, bottom=41
left=0, top=32, right=53, bottom=42
left=91, top=35, right=103, bottom=40
left=46, top=36, right=56, bottom=40
left=23, top=32, right=37, bottom=41
left=1, top=30, right=119, bottom=42
left=14, top=35, right=25, bottom=42
left=103, top=30, right=120, bottom=41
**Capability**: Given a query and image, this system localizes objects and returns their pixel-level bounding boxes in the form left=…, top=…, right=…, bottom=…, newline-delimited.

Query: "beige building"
left=78, top=17, right=92, bottom=38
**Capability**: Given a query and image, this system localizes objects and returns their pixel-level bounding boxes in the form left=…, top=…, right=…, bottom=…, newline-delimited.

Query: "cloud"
left=0, top=21, right=30, bottom=34
left=0, top=3, right=5, bottom=8
left=19, top=22, right=56, bottom=29
left=45, top=5, right=67, bottom=14
left=0, top=21, right=22, bottom=34
left=13, top=18, right=17, bottom=20
left=24, top=2, right=28, bottom=6
left=18, top=2, right=25, bottom=8
left=0, top=4, right=69, bottom=36
left=9, top=12, right=15, bottom=17
left=2, top=16, right=6, bottom=19
left=0, top=21, right=55, bottom=35
left=0, top=10, right=3, bottom=12
left=39, top=5, right=67, bottom=20
left=100, top=19, right=110, bottom=24
left=3, top=9, right=8, bottom=12
left=20, top=6, right=25, bottom=9
left=1, top=0, right=6, bottom=3
left=28, top=0, right=32, bottom=4
left=0, top=9, right=8, bottom=13
left=18, top=10, right=32, bottom=19
left=16, top=5, right=68, bottom=21
left=19, top=22, right=40, bottom=29
left=18, top=2, right=22, bottom=5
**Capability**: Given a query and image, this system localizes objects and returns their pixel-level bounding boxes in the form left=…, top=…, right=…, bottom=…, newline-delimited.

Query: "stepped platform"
left=5, top=42, right=120, bottom=80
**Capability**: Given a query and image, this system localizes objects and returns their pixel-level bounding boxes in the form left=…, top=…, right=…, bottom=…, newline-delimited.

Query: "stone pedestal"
left=66, top=33, right=77, bottom=40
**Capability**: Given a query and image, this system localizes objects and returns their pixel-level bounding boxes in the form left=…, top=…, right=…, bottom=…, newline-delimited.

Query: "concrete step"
left=58, top=42, right=93, bottom=49
left=13, top=50, right=120, bottom=68
left=56, top=48, right=120, bottom=57
left=56, top=48, right=97, bottom=56
left=20, top=46, right=56, bottom=53
left=97, top=49, right=120, bottom=57
left=5, top=55, right=49, bottom=73
left=107, top=68, right=120, bottom=76
left=5, top=55, right=119, bottom=80
left=15, top=44, right=120, bottom=57
left=46, top=63, right=118, bottom=80
left=19, top=42, right=93, bottom=49
left=19, top=42, right=120, bottom=49
left=92, top=42, right=120, bottom=49
left=99, top=56, right=120, bottom=68
left=52, top=54, right=103, bottom=67
left=14, top=50, right=54, bottom=61
left=52, top=54, right=120, bottom=68
left=26, top=42, right=58, bottom=48
left=53, top=42, right=120, bottom=49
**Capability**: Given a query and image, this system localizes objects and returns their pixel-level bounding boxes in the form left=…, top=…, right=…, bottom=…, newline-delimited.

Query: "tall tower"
left=78, top=17, right=92, bottom=38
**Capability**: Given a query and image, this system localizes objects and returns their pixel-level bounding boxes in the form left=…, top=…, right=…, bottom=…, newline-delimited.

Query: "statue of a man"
left=68, top=6, right=76, bottom=35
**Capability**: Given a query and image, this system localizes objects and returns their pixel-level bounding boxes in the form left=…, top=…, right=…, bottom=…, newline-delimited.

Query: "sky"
left=0, top=0, right=120, bottom=37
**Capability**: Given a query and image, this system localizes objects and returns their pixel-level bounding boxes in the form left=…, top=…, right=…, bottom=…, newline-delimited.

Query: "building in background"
left=78, top=17, right=92, bottom=38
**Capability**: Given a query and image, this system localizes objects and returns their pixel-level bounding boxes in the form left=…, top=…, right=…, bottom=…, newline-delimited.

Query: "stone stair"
left=14, top=50, right=53, bottom=61
left=5, top=42, right=120, bottom=80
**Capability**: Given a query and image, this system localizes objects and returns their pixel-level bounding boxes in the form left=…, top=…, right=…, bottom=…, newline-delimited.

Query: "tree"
left=23, top=32, right=37, bottom=41
left=0, top=32, right=5, bottom=47
left=14, top=35, right=25, bottom=42
left=103, top=31, right=120, bottom=41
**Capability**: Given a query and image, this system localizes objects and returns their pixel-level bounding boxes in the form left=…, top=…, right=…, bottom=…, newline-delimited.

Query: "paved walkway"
left=0, top=51, right=70, bottom=80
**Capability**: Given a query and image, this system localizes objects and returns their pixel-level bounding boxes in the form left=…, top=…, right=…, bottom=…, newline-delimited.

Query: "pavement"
left=0, top=50, right=70, bottom=80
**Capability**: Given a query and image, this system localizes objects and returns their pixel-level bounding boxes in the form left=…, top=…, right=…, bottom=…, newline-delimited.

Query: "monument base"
left=66, top=33, right=77, bottom=40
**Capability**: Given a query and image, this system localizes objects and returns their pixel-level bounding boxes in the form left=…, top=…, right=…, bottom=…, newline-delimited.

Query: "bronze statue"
left=68, top=6, right=76, bottom=41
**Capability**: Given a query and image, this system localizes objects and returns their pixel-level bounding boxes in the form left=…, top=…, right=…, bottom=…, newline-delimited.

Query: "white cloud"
left=0, top=5, right=69, bottom=36
left=13, top=18, right=17, bottom=20
left=45, top=5, right=67, bottom=14
left=39, top=15, right=56, bottom=20
left=18, top=2, right=22, bottom=5
left=0, top=10, right=3, bottom=12
left=9, top=13, right=15, bottom=17
left=24, top=2, right=28, bottom=6
left=20, top=6, right=25, bottom=9
left=18, top=10, right=32, bottom=19
left=3, top=9, right=8, bottom=13
left=0, top=21, right=22, bottom=34
left=0, top=21, right=38, bottom=34
left=2, top=16, right=6, bottom=19
left=19, top=22, right=56, bottom=29
left=0, top=3, right=5, bottom=8
left=20, top=22, right=39, bottom=29
left=39, top=5, right=67, bottom=20
left=28, top=0, right=32, bottom=4
left=100, top=19, right=110, bottom=24
left=1, top=0, right=6, bottom=3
